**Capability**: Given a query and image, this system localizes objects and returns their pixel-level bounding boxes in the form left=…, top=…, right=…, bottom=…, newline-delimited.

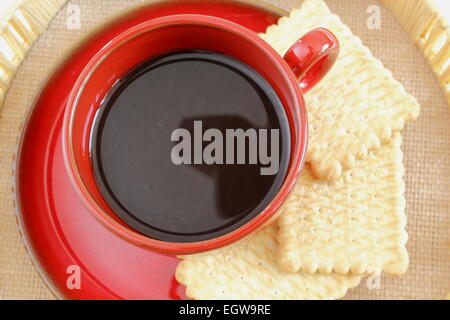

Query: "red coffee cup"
left=62, top=14, right=339, bottom=254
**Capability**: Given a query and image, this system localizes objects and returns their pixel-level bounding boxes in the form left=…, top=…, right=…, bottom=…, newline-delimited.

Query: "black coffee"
left=91, top=50, right=290, bottom=242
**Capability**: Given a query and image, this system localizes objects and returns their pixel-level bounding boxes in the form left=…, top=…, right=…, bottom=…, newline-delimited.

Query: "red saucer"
left=14, top=0, right=283, bottom=300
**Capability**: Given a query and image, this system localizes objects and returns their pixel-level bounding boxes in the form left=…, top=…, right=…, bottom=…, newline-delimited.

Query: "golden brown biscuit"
left=176, top=225, right=361, bottom=300
left=260, top=0, right=419, bottom=180
left=277, top=134, right=408, bottom=276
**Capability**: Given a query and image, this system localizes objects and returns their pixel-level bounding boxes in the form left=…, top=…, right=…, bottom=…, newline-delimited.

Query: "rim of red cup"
left=62, top=14, right=308, bottom=255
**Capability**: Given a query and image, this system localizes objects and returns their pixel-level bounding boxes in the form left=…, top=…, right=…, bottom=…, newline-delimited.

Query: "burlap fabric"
left=0, top=0, right=449, bottom=299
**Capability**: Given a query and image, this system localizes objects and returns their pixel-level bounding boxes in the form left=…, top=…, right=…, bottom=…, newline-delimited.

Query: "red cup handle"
left=283, top=27, right=339, bottom=93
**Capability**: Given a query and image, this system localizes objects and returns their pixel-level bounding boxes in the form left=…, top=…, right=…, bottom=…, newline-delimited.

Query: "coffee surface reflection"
left=91, top=51, right=290, bottom=242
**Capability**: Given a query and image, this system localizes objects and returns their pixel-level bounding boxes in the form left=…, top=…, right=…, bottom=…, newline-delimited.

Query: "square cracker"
left=176, top=225, right=361, bottom=300
left=277, top=133, right=408, bottom=276
left=260, top=0, right=419, bottom=180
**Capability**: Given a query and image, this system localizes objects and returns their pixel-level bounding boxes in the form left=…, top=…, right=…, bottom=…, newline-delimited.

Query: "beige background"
left=0, top=0, right=449, bottom=299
